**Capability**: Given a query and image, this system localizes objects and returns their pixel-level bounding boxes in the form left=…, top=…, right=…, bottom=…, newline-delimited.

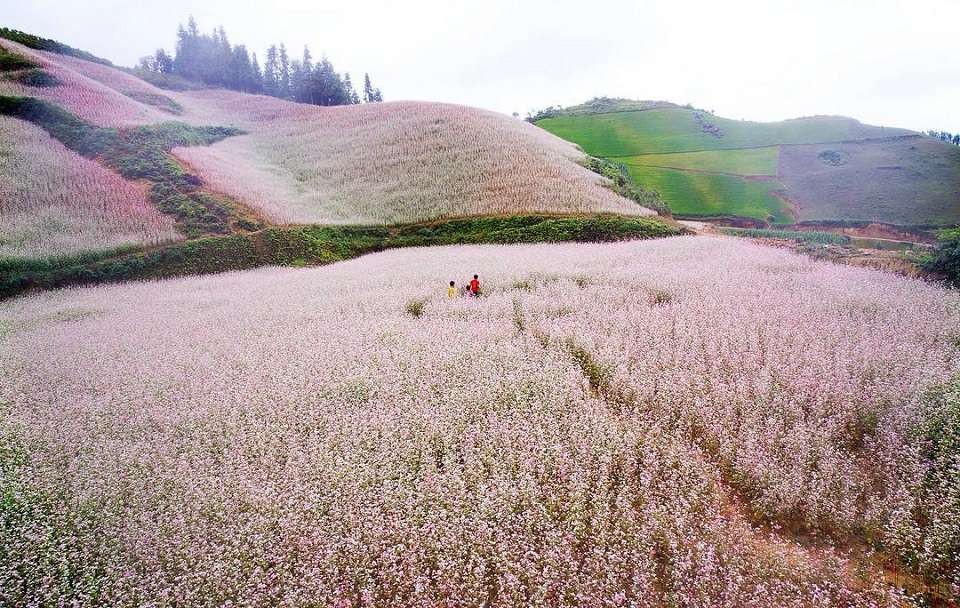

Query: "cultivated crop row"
left=2, top=237, right=956, bottom=605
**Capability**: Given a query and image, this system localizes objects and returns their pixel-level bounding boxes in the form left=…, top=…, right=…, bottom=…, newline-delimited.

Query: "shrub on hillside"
left=923, top=228, right=960, bottom=286
left=6, top=68, right=61, bottom=87
left=0, top=48, right=37, bottom=72
left=582, top=156, right=671, bottom=215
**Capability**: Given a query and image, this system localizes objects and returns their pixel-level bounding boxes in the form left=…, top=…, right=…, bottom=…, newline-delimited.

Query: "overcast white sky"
left=5, top=0, right=959, bottom=132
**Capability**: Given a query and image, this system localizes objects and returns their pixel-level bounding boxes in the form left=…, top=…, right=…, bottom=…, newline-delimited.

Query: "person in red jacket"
left=469, top=274, right=480, bottom=296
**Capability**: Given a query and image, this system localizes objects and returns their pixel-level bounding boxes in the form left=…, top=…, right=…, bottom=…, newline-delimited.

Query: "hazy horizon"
left=4, top=0, right=959, bottom=133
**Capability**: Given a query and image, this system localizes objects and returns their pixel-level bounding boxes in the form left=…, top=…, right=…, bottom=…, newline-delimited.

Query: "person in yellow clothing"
left=447, top=280, right=457, bottom=298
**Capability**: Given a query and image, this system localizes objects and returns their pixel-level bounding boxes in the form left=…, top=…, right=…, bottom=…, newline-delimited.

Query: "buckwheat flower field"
left=171, top=95, right=649, bottom=224
left=0, top=115, right=180, bottom=259
left=0, top=39, right=172, bottom=127
left=2, top=42, right=654, bottom=225
left=2, top=236, right=958, bottom=606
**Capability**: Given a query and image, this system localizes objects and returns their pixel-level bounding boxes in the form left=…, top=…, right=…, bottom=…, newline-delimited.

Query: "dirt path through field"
left=508, top=307, right=923, bottom=605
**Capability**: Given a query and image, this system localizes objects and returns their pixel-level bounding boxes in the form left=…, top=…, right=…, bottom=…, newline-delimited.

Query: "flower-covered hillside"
left=0, top=38, right=654, bottom=227
left=0, top=115, right=179, bottom=259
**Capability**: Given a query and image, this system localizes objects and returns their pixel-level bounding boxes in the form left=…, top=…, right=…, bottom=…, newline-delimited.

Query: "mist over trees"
left=137, top=16, right=381, bottom=106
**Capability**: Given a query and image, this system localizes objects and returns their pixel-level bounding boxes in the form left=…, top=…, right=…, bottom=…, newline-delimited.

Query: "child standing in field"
left=469, top=274, right=480, bottom=296
left=448, top=280, right=457, bottom=298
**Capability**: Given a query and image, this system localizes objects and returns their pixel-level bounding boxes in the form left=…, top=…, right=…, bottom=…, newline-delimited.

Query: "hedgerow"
left=0, top=215, right=680, bottom=300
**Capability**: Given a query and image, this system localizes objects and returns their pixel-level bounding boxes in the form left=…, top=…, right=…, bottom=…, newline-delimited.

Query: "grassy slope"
left=536, top=105, right=960, bottom=226
left=624, top=165, right=791, bottom=222
left=0, top=38, right=679, bottom=298
left=779, top=137, right=960, bottom=225
left=622, top=146, right=779, bottom=176
left=537, top=107, right=909, bottom=157
left=0, top=96, right=679, bottom=299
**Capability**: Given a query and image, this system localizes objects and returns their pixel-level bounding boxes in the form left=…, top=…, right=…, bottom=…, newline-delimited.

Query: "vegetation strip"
left=0, top=27, right=112, bottom=65
left=721, top=227, right=851, bottom=245
left=0, top=215, right=680, bottom=300
left=0, top=95, right=263, bottom=237
left=580, top=156, right=670, bottom=215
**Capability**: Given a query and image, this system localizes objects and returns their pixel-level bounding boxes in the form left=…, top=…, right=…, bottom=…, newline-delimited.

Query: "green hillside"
left=624, top=165, right=791, bottom=222
left=623, top=147, right=778, bottom=176
left=536, top=101, right=960, bottom=227
left=537, top=107, right=910, bottom=157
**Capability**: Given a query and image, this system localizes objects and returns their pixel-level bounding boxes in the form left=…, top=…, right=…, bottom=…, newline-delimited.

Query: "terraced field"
left=536, top=103, right=960, bottom=226
left=622, top=146, right=779, bottom=176
left=623, top=165, right=791, bottom=222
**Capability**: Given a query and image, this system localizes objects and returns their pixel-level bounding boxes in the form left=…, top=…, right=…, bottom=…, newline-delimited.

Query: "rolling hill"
left=0, top=35, right=672, bottom=298
left=535, top=99, right=960, bottom=228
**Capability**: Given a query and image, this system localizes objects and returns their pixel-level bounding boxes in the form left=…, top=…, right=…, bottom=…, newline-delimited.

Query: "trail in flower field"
left=2, top=236, right=958, bottom=606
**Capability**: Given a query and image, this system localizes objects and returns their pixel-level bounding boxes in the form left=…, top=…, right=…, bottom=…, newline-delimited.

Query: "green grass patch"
left=0, top=47, right=37, bottom=72
left=623, top=147, right=779, bottom=176
left=121, top=68, right=207, bottom=92
left=4, top=68, right=60, bottom=87
left=0, top=27, right=112, bottom=65
left=536, top=107, right=910, bottom=157
left=124, top=91, right=183, bottom=115
left=0, top=215, right=680, bottom=300
left=721, top=227, right=850, bottom=245
left=624, top=165, right=791, bottom=223
left=848, top=237, right=920, bottom=251
left=0, top=96, right=259, bottom=238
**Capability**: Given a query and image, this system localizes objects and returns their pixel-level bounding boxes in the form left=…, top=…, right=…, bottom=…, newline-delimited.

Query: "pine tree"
left=296, top=46, right=314, bottom=103
left=343, top=73, right=360, bottom=104
left=174, top=18, right=200, bottom=79
left=290, top=60, right=306, bottom=103
left=278, top=43, right=291, bottom=99
left=250, top=52, right=263, bottom=93
left=161, top=16, right=375, bottom=105
left=155, top=49, right=173, bottom=73
left=301, top=46, right=313, bottom=73
left=263, top=45, right=279, bottom=96
left=363, top=73, right=374, bottom=103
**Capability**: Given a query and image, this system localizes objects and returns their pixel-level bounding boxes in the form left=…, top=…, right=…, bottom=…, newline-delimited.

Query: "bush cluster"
left=582, top=156, right=671, bottom=215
